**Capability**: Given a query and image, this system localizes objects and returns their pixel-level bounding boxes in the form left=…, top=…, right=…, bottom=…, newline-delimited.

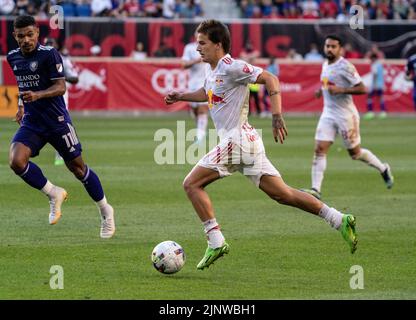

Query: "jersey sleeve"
left=228, top=59, right=263, bottom=85
left=47, top=48, right=65, bottom=80
left=182, top=45, right=191, bottom=61
left=63, top=57, right=78, bottom=78
left=342, top=61, right=362, bottom=86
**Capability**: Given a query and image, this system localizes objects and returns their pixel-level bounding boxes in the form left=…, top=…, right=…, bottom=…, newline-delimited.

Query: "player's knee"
left=9, top=157, right=27, bottom=174
left=183, top=177, right=201, bottom=195
left=68, top=163, right=86, bottom=179
left=182, top=177, right=194, bottom=194
left=349, top=150, right=361, bottom=160
left=314, top=146, right=326, bottom=155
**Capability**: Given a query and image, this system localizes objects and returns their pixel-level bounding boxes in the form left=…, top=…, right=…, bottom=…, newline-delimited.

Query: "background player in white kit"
left=44, top=38, right=79, bottom=166
left=165, top=21, right=358, bottom=270
left=182, top=33, right=208, bottom=143
left=301, top=35, right=394, bottom=200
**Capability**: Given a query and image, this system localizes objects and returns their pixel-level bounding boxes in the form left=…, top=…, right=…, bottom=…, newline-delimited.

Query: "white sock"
left=96, top=196, right=108, bottom=210
left=312, top=154, right=326, bottom=192
left=319, top=204, right=343, bottom=230
left=196, top=113, right=208, bottom=141
left=203, top=218, right=225, bottom=248
left=356, top=148, right=386, bottom=173
left=41, top=181, right=55, bottom=197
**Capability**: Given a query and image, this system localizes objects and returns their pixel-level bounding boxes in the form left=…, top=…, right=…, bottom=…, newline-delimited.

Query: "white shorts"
left=315, top=113, right=361, bottom=149
left=190, top=101, right=207, bottom=109
left=196, top=125, right=281, bottom=187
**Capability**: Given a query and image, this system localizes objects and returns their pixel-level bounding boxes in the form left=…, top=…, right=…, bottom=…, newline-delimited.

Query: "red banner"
left=2, top=59, right=413, bottom=113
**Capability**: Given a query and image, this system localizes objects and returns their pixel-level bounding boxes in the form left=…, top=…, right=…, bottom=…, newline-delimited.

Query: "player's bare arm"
left=328, top=82, right=367, bottom=95
left=14, top=98, right=24, bottom=125
left=182, top=58, right=202, bottom=69
left=315, top=88, right=323, bottom=98
left=256, top=70, right=288, bottom=144
left=165, top=87, right=207, bottom=105
left=21, top=78, right=66, bottom=103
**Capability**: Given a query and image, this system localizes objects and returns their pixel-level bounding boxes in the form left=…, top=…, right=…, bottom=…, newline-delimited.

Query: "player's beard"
left=325, top=52, right=335, bottom=62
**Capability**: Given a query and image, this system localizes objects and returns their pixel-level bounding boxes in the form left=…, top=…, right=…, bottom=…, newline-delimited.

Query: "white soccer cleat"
left=99, top=204, right=115, bottom=239
left=48, top=186, right=68, bottom=225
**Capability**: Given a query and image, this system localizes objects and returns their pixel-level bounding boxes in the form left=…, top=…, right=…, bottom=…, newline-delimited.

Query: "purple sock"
left=80, top=166, right=105, bottom=202
left=17, top=162, right=47, bottom=190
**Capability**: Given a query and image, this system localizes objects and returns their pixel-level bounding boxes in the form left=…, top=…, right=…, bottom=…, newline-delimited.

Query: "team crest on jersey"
left=56, top=63, right=63, bottom=73
left=29, top=61, right=38, bottom=72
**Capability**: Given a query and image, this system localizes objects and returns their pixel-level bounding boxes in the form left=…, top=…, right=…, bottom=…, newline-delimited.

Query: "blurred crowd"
left=0, top=0, right=203, bottom=18
left=236, top=0, right=416, bottom=20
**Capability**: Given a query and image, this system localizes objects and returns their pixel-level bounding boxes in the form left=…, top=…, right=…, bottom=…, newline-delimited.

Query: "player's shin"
left=354, top=148, right=386, bottom=172
left=79, top=165, right=105, bottom=202
left=16, top=161, right=48, bottom=190
left=311, top=154, right=326, bottom=193
left=79, top=165, right=115, bottom=238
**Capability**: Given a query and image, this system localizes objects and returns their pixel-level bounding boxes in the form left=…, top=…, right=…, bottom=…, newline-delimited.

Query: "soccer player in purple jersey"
left=7, top=15, right=115, bottom=238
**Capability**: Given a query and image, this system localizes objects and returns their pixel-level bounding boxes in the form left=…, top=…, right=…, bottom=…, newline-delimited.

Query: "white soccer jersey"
left=320, top=57, right=362, bottom=117
left=182, top=42, right=206, bottom=91
left=204, top=54, right=263, bottom=138
left=62, top=55, right=78, bottom=109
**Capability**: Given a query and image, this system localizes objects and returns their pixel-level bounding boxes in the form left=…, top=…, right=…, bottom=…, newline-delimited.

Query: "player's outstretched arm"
left=256, top=71, right=288, bottom=144
left=20, top=79, right=66, bottom=103
left=164, top=87, right=207, bottom=105
left=328, top=82, right=367, bottom=95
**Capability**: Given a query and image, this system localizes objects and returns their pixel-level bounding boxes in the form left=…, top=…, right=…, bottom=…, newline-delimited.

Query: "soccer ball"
left=151, top=241, right=186, bottom=274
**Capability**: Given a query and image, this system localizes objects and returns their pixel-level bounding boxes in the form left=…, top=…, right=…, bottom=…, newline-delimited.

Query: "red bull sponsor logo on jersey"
left=207, top=89, right=225, bottom=109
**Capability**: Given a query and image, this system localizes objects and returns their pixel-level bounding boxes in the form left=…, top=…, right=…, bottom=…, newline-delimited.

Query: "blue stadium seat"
left=61, top=3, right=76, bottom=17
left=76, top=4, right=92, bottom=17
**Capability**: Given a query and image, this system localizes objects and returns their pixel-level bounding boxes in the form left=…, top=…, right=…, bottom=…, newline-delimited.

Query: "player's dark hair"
left=13, top=15, right=36, bottom=29
left=325, top=34, right=343, bottom=47
left=196, top=20, right=231, bottom=54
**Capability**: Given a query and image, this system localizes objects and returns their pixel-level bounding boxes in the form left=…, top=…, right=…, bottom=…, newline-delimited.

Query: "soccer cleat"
left=362, top=112, right=375, bottom=120
left=381, top=163, right=394, bottom=189
left=99, top=204, right=115, bottom=239
left=48, top=187, right=68, bottom=225
left=197, top=242, right=230, bottom=270
left=299, top=188, right=321, bottom=200
left=378, top=111, right=387, bottom=119
left=54, top=157, right=65, bottom=166
left=340, top=214, right=358, bottom=254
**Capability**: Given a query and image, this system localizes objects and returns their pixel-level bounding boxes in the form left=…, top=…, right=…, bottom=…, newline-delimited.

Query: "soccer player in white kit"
left=301, top=35, right=394, bottom=200
left=165, top=21, right=358, bottom=270
left=182, top=34, right=208, bottom=143
left=44, top=38, right=79, bottom=166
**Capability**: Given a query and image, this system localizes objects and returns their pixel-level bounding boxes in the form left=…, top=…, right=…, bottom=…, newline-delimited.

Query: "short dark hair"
left=325, top=34, right=343, bottom=47
left=196, top=20, right=231, bottom=54
left=14, top=15, right=37, bottom=29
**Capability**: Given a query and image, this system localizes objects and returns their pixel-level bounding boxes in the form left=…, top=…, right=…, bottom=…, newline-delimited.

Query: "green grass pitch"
left=0, top=115, right=415, bottom=299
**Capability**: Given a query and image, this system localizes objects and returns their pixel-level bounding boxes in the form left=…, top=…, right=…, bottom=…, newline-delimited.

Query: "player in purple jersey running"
left=7, top=15, right=115, bottom=238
